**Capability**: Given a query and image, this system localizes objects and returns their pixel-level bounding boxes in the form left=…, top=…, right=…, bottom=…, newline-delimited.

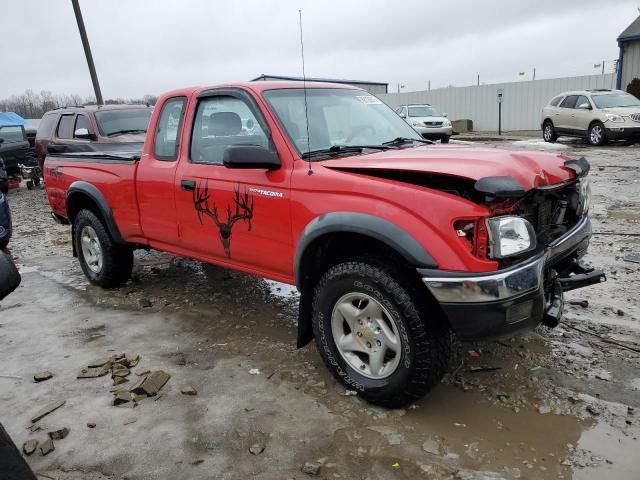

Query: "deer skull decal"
left=193, top=181, right=254, bottom=257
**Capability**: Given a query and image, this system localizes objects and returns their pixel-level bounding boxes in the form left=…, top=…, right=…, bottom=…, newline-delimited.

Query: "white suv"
left=396, top=104, right=453, bottom=143
left=541, top=89, right=640, bottom=146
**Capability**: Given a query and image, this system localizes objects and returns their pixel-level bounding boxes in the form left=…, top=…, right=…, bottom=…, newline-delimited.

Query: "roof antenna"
left=299, top=9, right=313, bottom=175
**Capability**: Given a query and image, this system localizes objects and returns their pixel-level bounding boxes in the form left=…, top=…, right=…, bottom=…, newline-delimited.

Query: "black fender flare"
left=293, top=212, right=438, bottom=348
left=66, top=181, right=124, bottom=244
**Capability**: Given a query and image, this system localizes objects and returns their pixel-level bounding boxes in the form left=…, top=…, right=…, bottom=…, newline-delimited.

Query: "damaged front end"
left=421, top=157, right=606, bottom=338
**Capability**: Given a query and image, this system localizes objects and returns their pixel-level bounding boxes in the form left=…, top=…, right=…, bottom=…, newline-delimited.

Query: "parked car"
left=44, top=81, right=604, bottom=407
left=0, top=157, right=7, bottom=194
left=396, top=104, right=453, bottom=143
left=0, top=124, right=35, bottom=177
left=541, top=89, right=640, bottom=146
left=35, top=104, right=153, bottom=170
left=0, top=192, right=12, bottom=249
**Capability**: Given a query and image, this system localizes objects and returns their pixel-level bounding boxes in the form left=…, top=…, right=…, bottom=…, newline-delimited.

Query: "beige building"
left=617, top=15, right=640, bottom=90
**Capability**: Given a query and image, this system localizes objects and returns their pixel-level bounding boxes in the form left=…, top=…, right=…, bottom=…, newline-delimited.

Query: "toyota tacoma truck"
left=44, top=81, right=605, bottom=407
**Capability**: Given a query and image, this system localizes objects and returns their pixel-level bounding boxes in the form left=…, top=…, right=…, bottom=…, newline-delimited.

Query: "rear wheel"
left=312, top=261, right=451, bottom=408
left=588, top=121, right=607, bottom=146
left=73, top=209, right=133, bottom=288
left=543, top=121, right=558, bottom=142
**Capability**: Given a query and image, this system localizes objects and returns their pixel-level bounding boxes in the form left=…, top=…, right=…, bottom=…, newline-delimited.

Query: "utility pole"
left=477, top=74, right=480, bottom=86
left=602, top=61, right=605, bottom=75
left=71, top=0, right=103, bottom=105
left=533, top=68, right=536, bottom=80
left=428, top=80, right=431, bottom=91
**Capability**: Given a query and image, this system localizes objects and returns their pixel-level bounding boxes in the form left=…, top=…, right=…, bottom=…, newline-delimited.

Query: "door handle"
left=181, top=179, right=196, bottom=191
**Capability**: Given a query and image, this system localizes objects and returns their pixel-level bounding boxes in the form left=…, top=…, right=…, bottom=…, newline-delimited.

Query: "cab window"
left=549, top=96, right=563, bottom=107
left=153, top=97, right=186, bottom=161
left=56, top=115, right=74, bottom=139
left=74, top=115, right=91, bottom=138
left=559, top=95, right=578, bottom=109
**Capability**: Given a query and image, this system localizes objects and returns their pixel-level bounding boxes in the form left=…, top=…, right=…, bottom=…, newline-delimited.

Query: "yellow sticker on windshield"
left=356, top=95, right=383, bottom=105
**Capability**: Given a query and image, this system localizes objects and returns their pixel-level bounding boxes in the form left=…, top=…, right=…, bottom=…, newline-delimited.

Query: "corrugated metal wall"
left=621, top=41, right=640, bottom=90
left=378, top=73, right=616, bottom=131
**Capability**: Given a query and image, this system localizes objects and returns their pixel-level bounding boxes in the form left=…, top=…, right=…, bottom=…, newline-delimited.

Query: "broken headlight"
left=576, top=178, right=591, bottom=216
left=487, top=216, right=536, bottom=259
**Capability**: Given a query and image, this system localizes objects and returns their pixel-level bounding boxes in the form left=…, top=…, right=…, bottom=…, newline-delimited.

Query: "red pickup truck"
left=44, top=81, right=604, bottom=407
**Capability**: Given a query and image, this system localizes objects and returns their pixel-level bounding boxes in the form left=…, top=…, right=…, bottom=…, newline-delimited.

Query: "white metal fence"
left=379, top=73, right=617, bottom=132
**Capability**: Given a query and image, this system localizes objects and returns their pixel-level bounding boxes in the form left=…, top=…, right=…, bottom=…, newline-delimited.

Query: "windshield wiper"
left=382, top=137, right=434, bottom=146
left=301, top=144, right=389, bottom=160
left=107, top=129, right=147, bottom=137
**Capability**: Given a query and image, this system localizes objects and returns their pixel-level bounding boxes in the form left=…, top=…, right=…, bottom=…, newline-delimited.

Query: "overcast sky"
left=1, top=0, right=637, bottom=99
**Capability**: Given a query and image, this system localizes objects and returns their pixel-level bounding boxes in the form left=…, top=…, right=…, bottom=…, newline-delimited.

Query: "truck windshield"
left=263, top=88, right=422, bottom=156
left=0, top=126, right=26, bottom=144
left=94, top=108, right=152, bottom=137
left=408, top=106, right=440, bottom=117
left=591, top=93, right=640, bottom=109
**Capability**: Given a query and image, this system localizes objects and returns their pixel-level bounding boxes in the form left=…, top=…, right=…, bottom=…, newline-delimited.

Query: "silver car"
left=396, top=104, right=453, bottom=143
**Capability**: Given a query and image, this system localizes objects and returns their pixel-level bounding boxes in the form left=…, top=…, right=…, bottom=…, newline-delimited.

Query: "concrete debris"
left=422, top=437, right=442, bottom=455
left=39, top=438, right=55, bottom=456
left=113, top=376, right=129, bottom=386
left=87, top=357, right=112, bottom=368
left=48, top=427, right=70, bottom=440
left=181, top=384, right=197, bottom=396
left=302, top=461, right=322, bottom=475
left=113, top=391, right=134, bottom=406
left=123, top=417, right=137, bottom=425
left=538, top=405, right=552, bottom=415
left=87, top=422, right=96, bottom=428
left=569, top=300, right=589, bottom=308
left=33, top=371, right=53, bottom=382
left=249, top=443, right=265, bottom=455
left=593, top=369, right=612, bottom=381
left=191, top=459, right=204, bottom=465
left=136, top=369, right=151, bottom=377
left=111, top=365, right=130, bottom=378
left=31, top=400, right=65, bottom=423
left=22, top=439, right=38, bottom=456
left=138, top=298, right=153, bottom=308
left=586, top=405, right=601, bottom=416
left=344, top=390, right=357, bottom=396
left=126, top=354, right=140, bottom=367
left=28, top=424, right=42, bottom=432
left=249, top=368, right=261, bottom=375
left=623, top=253, right=640, bottom=264
left=77, top=365, right=110, bottom=379
left=130, top=370, right=170, bottom=397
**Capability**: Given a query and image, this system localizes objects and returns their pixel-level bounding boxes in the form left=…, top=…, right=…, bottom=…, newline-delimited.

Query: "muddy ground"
left=0, top=137, right=639, bottom=480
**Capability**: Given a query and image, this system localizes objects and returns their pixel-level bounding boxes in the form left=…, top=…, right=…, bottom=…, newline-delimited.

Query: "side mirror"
left=74, top=128, right=93, bottom=139
left=577, top=103, right=592, bottom=110
left=223, top=145, right=281, bottom=170
left=442, top=112, right=448, bottom=117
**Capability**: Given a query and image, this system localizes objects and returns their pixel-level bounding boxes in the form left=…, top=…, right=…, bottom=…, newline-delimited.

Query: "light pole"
left=71, top=0, right=103, bottom=105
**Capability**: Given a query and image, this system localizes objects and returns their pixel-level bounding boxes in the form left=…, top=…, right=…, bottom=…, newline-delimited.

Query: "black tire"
left=588, top=121, right=607, bottom=146
left=73, top=209, right=133, bottom=288
left=441, top=135, right=450, bottom=144
left=542, top=120, right=558, bottom=143
left=312, top=261, right=451, bottom=408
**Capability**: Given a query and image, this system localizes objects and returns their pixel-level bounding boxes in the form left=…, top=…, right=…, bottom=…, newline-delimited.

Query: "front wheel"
left=441, top=135, right=450, bottom=144
left=73, top=209, right=133, bottom=288
left=588, top=121, right=607, bottom=146
left=542, top=121, right=558, bottom=143
left=312, top=261, right=451, bottom=408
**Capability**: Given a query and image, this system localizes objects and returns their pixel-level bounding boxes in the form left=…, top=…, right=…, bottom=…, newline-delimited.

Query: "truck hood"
left=321, top=145, right=576, bottom=192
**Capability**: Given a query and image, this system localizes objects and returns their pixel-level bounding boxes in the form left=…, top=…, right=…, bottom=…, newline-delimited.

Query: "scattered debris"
left=130, top=370, right=171, bottom=397
left=421, top=438, right=442, bottom=455
left=453, top=423, right=466, bottom=427
left=249, top=368, right=261, bottom=375
left=87, top=357, right=111, bottom=368
left=31, top=400, right=65, bottom=423
left=302, top=461, right=322, bottom=475
left=391, top=462, right=400, bottom=468
left=113, top=391, right=134, bottom=406
left=344, top=390, right=357, bottom=396
left=48, top=427, right=70, bottom=440
left=87, top=422, right=96, bottom=429
left=586, top=405, right=601, bottom=417
left=530, top=365, right=543, bottom=374
left=593, top=369, right=612, bottom=381
left=467, top=366, right=502, bottom=373
left=569, top=300, right=589, bottom=308
left=138, top=298, right=153, bottom=308
left=33, top=371, right=53, bottom=382
left=181, top=384, right=197, bottom=396
left=28, top=424, right=42, bottom=432
left=77, top=365, right=110, bottom=379
left=191, top=459, right=204, bottom=465
left=0, top=374, right=22, bottom=380
left=623, top=253, right=640, bottom=264
left=538, top=405, right=552, bottom=415
left=123, top=417, right=137, bottom=425
left=468, top=350, right=480, bottom=358
left=39, top=438, right=55, bottom=456
left=249, top=443, right=265, bottom=455
left=22, top=439, right=38, bottom=456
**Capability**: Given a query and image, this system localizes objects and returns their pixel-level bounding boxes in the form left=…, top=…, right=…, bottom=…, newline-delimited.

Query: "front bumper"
left=419, top=216, right=605, bottom=338
left=414, top=126, right=453, bottom=137
left=605, top=125, right=640, bottom=140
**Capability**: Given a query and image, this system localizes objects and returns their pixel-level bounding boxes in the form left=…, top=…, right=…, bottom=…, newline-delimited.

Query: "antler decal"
left=193, top=181, right=254, bottom=257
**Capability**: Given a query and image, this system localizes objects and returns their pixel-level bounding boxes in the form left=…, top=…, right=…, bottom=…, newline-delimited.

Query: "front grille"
left=630, top=113, right=640, bottom=122
left=424, top=121, right=443, bottom=127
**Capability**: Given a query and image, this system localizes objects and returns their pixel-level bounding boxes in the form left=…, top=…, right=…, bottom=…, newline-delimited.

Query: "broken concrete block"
left=131, top=370, right=170, bottom=397
left=48, top=427, right=70, bottom=440
left=39, top=438, right=55, bottom=456
left=87, top=357, right=112, bottom=368
left=123, top=417, right=137, bottom=425
left=77, top=364, right=110, bottom=379
left=22, top=440, right=38, bottom=456
left=113, top=391, right=133, bottom=406
left=302, top=462, right=322, bottom=475
left=28, top=424, right=42, bottom=433
left=31, top=400, right=65, bottom=423
left=126, top=354, right=140, bottom=368
left=181, top=385, right=197, bottom=396
left=249, top=443, right=265, bottom=455
left=113, top=376, right=129, bottom=386
left=111, top=365, right=130, bottom=378
left=33, top=371, right=53, bottom=383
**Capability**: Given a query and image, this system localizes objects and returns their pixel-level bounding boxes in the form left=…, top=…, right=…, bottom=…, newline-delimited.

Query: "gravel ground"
left=0, top=138, right=639, bottom=480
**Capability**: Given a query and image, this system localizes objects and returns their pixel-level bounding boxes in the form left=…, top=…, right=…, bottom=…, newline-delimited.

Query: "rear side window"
left=549, top=96, right=563, bottom=107
left=56, top=115, right=74, bottom=139
left=0, top=125, right=25, bottom=143
left=37, top=113, right=58, bottom=139
left=153, top=97, right=186, bottom=161
left=559, top=95, right=578, bottom=109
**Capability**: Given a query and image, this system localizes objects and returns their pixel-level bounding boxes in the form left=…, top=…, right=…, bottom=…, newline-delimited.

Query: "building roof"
left=251, top=74, right=388, bottom=87
left=618, top=15, right=640, bottom=43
